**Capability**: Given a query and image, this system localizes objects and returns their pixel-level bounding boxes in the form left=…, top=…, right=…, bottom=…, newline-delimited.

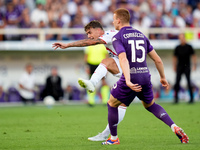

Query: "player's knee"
left=142, top=99, right=155, bottom=109
left=107, top=100, right=115, bottom=107
left=107, top=99, right=120, bottom=107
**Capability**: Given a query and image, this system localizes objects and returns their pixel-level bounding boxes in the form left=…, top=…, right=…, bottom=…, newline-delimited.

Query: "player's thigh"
left=108, top=94, right=122, bottom=107
left=101, top=58, right=119, bottom=74
left=137, top=83, right=154, bottom=108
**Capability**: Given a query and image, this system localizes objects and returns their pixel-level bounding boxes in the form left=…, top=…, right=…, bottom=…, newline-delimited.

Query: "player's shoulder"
left=99, top=29, right=118, bottom=42
left=104, top=29, right=118, bottom=36
left=105, top=29, right=118, bottom=33
left=186, top=43, right=192, bottom=47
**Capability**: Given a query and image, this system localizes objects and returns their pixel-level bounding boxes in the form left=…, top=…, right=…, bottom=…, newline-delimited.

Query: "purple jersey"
left=111, top=26, right=154, bottom=106
left=5, top=7, right=20, bottom=24
left=112, top=26, right=153, bottom=85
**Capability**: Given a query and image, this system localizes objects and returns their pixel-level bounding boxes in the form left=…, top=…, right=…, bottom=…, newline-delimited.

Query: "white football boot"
left=78, top=78, right=95, bottom=93
left=88, top=133, right=109, bottom=141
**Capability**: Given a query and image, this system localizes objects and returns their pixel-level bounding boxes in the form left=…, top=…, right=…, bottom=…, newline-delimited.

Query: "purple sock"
left=107, top=103, right=118, bottom=136
left=146, top=103, right=174, bottom=127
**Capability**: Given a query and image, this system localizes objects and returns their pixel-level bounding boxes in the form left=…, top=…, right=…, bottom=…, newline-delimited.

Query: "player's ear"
left=97, top=28, right=102, bottom=34
left=117, top=18, right=120, bottom=24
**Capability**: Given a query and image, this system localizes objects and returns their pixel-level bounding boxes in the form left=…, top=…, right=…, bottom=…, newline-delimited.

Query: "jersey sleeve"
left=145, top=36, right=153, bottom=53
left=99, top=30, right=117, bottom=44
left=112, top=36, right=126, bottom=55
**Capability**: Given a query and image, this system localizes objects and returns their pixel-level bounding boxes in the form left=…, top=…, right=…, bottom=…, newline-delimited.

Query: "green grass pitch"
left=1, top=102, right=200, bottom=150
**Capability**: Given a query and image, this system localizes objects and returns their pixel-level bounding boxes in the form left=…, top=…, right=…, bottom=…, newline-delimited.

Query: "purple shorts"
left=111, top=79, right=154, bottom=106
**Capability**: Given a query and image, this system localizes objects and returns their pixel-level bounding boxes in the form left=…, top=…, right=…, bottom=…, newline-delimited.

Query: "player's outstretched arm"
left=52, top=42, right=68, bottom=50
left=52, top=38, right=106, bottom=50
left=148, top=49, right=169, bottom=89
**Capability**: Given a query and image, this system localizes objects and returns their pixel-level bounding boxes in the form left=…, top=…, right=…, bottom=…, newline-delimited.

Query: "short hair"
left=84, top=20, right=103, bottom=32
left=26, top=63, right=33, bottom=68
left=114, top=8, right=130, bottom=24
left=51, top=66, right=58, bottom=70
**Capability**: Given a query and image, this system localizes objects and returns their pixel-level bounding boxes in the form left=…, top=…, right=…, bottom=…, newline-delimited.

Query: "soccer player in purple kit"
left=102, top=8, right=189, bottom=145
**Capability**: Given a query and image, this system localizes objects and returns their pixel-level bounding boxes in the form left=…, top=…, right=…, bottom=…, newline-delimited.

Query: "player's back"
left=113, top=26, right=154, bottom=85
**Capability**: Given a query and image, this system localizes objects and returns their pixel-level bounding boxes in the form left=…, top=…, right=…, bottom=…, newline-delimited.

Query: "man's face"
left=26, top=65, right=33, bottom=74
left=51, top=68, right=58, bottom=76
left=113, top=13, right=119, bottom=30
left=86, top=28, right=101, bottom=39
left=179, top=34, right=186, bottom=44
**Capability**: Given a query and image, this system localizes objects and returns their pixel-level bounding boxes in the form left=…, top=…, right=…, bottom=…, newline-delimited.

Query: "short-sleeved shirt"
left=18, top=72, right=35, bottom=99
left=111, top=26, right=154, bottom=106
left=112, top=26, right=153, bottom=85
left=99, top=29, right=118, bottom=58
left=174, top=43, right=195, bottom=67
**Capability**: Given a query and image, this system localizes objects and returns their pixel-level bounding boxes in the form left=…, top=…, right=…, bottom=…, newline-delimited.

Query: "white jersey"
left=99, top=29, right=122, bottom=78
left=99, top=29, right=118, bottom=58
left=18, top=72, right=35, bottom=99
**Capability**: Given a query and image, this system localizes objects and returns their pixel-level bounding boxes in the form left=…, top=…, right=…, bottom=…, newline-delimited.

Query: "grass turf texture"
left=1, top=102, right=200, bottom=150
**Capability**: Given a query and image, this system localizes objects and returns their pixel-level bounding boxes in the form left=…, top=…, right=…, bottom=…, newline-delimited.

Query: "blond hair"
left=114, top=8, right=130, bottom=24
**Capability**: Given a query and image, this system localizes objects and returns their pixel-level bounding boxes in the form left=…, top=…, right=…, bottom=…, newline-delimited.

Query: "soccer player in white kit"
left=52, top=20, right=127, bottom=141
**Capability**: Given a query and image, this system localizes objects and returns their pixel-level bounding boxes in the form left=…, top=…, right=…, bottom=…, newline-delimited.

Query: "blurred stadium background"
left=0, top=0, right=200, bottom=104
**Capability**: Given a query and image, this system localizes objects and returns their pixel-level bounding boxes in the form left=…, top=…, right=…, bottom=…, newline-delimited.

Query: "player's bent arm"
left=119, top=52, right=130, bottom=83
left=148, top=49, right=166, bottom=79
left=19, top=83, right=33, bottom=92
left=148, top=49, right=169, bottom=88
left=118, top=52, right=142, bottom=92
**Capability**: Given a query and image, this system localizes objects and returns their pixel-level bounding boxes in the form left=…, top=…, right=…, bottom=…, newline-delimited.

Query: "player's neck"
left=119, top=23, right=130, bottom=30
left=181, top=41, right=186, bottom=45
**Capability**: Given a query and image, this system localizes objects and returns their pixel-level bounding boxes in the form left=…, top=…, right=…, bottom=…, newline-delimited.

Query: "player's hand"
left=52, top=42, right=67, bottom=50
left=126, top=81, right=142, bottom=92
left=160, top=78, right=169, bottom=89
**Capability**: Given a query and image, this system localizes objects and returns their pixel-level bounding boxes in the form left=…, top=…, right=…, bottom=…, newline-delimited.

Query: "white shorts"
left=111, top=57, right=122, bottom=78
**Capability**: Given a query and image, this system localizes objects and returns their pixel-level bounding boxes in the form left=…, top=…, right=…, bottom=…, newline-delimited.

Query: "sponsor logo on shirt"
left=130, top=67, right=148, bottom=74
